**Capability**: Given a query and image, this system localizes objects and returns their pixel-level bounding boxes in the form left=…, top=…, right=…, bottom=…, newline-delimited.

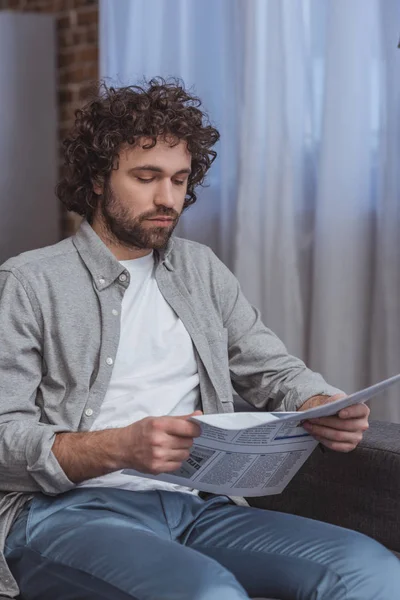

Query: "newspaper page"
left=122, top=373, right=400, bottom=497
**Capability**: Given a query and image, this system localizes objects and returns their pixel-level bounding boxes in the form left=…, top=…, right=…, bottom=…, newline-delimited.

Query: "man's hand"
left=120, top=411, right=203, bottom=474
left=298, top=394, right=370, bottom=452
left=53, top=411, right=203, bottom=483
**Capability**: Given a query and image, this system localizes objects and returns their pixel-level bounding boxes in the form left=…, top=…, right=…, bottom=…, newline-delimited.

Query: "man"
left=1, top=78, right=399, bottom=600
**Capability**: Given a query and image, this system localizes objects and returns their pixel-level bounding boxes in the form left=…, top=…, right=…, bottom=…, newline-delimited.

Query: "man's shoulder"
left=171, top=236, right=211, bottom=254
left=0, top=237, right=76, bottom=279
left=170, top=236, right=234, bottom=278
left=170, top=236, right=217, bottom=268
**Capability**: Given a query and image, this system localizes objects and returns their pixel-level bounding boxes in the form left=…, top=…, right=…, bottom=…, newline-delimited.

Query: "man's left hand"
left=298, top=394, right=370, bottom=452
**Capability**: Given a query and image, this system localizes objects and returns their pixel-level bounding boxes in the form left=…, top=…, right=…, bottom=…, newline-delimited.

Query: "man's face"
left=94, top=137, right=191, bottom=252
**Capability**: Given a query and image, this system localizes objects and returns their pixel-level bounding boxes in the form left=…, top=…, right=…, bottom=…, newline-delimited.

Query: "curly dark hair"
left=56, top=78, right=220, bottom=223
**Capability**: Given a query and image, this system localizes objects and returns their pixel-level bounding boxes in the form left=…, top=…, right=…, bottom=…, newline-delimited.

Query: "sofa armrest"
left=246, top=420, right=400, bottom=553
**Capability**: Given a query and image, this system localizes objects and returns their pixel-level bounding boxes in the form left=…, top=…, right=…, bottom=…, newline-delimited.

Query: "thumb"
left=185, top=410, right=203, bottom=418
left=172, top=410, right=203, bottom=420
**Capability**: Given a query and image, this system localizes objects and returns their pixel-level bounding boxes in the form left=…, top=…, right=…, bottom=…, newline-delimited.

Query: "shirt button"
left=112, top=309, right=119, bottom=316
left=85, top=408, right=93, bottom=417
left=99, top=277, right=105, bottom=284
left=119, top=273, right=127, bottom=282
left=106, top=357, right=114, bottom=365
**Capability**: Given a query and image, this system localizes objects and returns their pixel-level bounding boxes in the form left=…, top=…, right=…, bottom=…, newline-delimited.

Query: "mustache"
left=138, top=208, right=179, bottom=221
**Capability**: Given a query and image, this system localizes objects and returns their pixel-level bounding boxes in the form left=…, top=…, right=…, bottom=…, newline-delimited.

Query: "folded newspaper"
left=123, top=374, right=400, bottom=497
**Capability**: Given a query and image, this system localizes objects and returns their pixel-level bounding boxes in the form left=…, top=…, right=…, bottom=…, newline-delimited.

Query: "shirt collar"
left=72, top=219, right=175, bottom=290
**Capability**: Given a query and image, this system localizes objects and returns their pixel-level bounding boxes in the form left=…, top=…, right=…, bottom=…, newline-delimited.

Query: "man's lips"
left=146, top=217, right=175, bottom=224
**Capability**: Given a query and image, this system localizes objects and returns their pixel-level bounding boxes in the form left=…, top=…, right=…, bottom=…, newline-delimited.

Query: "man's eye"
left=137, top=177, right=154, bottom=183
left=173, top=180, right=185, bottom=186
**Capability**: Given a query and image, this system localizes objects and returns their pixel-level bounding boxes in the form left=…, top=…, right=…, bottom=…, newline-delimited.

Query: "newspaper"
left=123, top=373, right=400, bottom=497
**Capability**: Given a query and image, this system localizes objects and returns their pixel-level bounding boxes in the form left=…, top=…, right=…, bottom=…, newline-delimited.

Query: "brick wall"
left=0, top=0, right=99, bottom=237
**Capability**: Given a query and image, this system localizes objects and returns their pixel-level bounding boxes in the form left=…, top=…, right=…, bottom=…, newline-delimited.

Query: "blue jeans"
left=5, top=488, right=400, bottom=600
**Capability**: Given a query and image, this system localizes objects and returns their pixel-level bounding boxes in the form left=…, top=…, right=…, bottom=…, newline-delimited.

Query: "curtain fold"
left=100, top=0, right=400, bottom=422
left=235, top=0, right=308, bottom=358
left=370, top=0, right=400, bottom=422
left=309, top=0, right=378, bottom=393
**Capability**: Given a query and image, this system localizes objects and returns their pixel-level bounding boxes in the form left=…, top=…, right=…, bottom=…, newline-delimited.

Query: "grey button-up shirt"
left=0, top=220, right=340, bottom=597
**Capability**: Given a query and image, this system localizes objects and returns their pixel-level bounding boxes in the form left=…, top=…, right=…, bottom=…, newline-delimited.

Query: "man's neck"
left=90, top=218, right=152, bottom=261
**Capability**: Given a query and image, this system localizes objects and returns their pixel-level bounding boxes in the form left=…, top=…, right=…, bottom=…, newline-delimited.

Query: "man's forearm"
left=297, top=392, right=347, bottom=412
left=297, top=394, right=331, bottom=411
left=52, top=428, right=127, bottom=483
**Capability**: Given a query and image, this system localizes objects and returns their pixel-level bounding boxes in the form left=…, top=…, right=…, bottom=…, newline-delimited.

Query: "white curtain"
left=100, top=0, right=245, bottom=270
left=100, top=0, right=400, bottom=422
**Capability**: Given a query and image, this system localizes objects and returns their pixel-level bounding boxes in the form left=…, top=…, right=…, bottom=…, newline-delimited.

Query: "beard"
left=100, top=182, right=181, bottom=251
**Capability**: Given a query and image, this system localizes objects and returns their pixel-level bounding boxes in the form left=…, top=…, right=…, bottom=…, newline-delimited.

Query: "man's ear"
left=92, top=177, right=104, bottom=196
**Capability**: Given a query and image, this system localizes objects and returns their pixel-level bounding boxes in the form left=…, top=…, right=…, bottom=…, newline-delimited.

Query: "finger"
left=338, top=403, right=370, bottom=420
left=150, top=448, right=191, bottom=470
left=158, top=461, right=185, bottom=473
left=305, top=416, right=369, bottom=432
left=303, top=422, right=363, bottom=445
left=314, top=437, right=357, bottom=453
left=164, top=448, right=191, bottom=462
left=172, top=410, right=203, bottom=428
left=164, top=436, right=195, bottom=450
left=161, top=417, right=202, bottom=438
left=173, top=410, right=203, bottom=418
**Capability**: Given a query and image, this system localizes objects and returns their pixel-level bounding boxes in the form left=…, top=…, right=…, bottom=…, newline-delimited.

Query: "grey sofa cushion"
left=248, top=420, right=400, bottom=553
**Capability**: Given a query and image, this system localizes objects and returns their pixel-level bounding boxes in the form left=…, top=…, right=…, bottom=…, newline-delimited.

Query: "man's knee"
left=189, top=561, right=248, bottom=600
left=193, top=584, right=248, bottom=600
left=344, top=529, right=399, bottom=570
left=333, top=529, right=400, bottom=598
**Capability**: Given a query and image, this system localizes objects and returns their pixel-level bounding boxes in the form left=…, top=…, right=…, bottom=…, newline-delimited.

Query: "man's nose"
left=154, top=180, right=175, bottom=208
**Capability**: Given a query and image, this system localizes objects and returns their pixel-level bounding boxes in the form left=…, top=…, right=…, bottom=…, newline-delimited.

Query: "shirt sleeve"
left=209, top=250, right=343, bottom=412
left=0, top=269, right=74, bottom=495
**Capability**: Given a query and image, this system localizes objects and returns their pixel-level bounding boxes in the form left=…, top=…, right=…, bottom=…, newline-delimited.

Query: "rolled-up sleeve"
left=210, top=251, right=343, bottom=412
left=0, top=270, right=74, bottom=494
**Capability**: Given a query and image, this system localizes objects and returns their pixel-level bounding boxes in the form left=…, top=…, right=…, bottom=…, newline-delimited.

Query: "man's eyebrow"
left=130, top=165, right=191, bottom=175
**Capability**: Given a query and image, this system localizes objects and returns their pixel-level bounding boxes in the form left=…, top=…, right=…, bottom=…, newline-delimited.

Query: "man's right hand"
left=119, top=411, right=203, bottom=474
left=52, top=411, right=203, bottom=483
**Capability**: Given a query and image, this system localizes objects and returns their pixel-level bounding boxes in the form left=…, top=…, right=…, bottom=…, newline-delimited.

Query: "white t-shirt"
left=78, top=251, right=200, bottom=495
